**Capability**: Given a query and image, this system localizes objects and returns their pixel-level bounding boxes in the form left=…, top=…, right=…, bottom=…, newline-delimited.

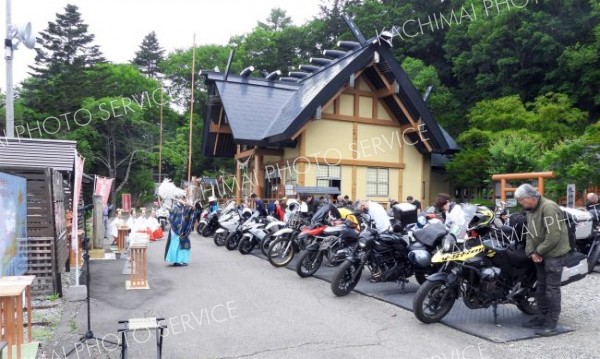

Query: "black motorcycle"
left=201, top=211, right=220, bottom=237
left=330, top=214, right=442, bottom=297
left=412, top=227, right=539, bottom=324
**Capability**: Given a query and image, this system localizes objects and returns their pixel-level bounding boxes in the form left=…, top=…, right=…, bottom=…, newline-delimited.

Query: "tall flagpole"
left=158, top=86, right=164, bottom=183
left=188, top=34, right=196, bottom=185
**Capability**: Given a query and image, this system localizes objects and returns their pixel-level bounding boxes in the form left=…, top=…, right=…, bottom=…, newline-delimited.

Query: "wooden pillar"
left=235, top=145, right=242, bottom=203
left=254, top=154, right=264, bottom=198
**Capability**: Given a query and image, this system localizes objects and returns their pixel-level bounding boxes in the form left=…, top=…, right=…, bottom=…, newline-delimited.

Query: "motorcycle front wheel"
left=261, top=235, right=274, bottom=257
left=295, top=250, right=324, bottom=278
left=412, top=280, right=456, bottom=323
left=225, top=232, right=242, bottom=251
left=238, top=236, right=256, bottom=255
left=213, top=232, right=227, bottom=246
left=587, top=243, right=600, bottom=273
left=330, top=260, right=362, bottom=297
left=202, top=224, right=215, bottom=237
left=267, top=236, right=295, bottom=268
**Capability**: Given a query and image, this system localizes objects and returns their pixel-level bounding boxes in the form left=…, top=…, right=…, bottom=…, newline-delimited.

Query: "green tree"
left=22, top=4, right=105, bottom=117
left=132, top=31, right=165, bottom=78
left=487, top=132, right=544, bottom=176
left=31, top=4, right=105, bottom=76
left=258, top=8, right=292, bottom=31
left=401, top=57, right=465, bottom=136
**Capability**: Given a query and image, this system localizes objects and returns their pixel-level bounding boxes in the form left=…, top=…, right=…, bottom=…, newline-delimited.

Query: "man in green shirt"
left=515, top=184, right=570, bottom=337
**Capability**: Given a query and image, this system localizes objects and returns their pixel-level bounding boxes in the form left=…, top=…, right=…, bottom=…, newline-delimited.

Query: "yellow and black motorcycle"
left=412, top=210, right=538, bottom=324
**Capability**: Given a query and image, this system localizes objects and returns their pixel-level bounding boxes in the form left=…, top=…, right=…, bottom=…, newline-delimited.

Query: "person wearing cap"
left=515, top=183, right=570, bottom=337
left=208, top=196, right=219, bottom=214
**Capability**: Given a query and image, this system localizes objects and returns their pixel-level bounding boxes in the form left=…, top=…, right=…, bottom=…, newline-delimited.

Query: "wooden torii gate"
left=491, top=172, right=556, bottom=202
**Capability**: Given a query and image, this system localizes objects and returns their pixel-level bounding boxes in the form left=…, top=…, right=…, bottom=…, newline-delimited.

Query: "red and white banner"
left=72, top=152, right=85, bottom=284
left=94, top=176, right=114, bottom=206
left=122, top=193, right=131, bottom=212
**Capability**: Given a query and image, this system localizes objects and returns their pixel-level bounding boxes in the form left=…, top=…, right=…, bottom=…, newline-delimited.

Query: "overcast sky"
left=0, top=0, right=324, bottom=87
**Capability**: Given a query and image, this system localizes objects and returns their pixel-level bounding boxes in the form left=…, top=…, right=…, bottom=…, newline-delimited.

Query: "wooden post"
left=92, top=195, right=104, bottom=249
left=255, top=154, right=264, bottom=198
left=236, top=145, right=242, bottom=203
left=188, top=34, right=197, bottom=184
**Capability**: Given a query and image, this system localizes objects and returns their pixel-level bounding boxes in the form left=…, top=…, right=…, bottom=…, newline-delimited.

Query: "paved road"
left=48, top=232, right=509, bottom=359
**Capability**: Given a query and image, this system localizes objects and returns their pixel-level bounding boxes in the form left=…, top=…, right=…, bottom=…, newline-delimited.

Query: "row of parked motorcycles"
left=199, top=199, right=600, bottom=324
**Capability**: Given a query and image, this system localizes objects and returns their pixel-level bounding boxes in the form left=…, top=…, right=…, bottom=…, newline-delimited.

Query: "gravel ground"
left=35, top=264, right=600, bottom=359
left=493, top=269, right=600, bottom=359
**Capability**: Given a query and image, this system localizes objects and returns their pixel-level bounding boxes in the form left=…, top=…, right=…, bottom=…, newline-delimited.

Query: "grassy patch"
left=33, top=327, right=54, bottom=342
left=69, top=318, right=77, bottom=333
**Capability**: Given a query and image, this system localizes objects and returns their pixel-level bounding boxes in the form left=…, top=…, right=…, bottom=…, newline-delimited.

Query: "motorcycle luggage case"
left=561, top=250, right=588, bottom=286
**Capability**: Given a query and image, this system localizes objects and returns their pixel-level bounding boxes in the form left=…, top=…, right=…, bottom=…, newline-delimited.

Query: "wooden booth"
left=0, top=138, right=82, bottom=296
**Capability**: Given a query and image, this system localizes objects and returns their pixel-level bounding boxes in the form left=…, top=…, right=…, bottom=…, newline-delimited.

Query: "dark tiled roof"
left=214, top=79, right=299, bottom=141
left=202, top=21, right=457, bottom=156
left=265, top=47, right=373, bottom=141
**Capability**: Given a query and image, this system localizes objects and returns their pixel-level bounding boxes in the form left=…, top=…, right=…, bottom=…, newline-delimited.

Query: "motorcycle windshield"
left=311, top=203, right=340, bottom=227
left=446, top=203, right=477, bottom=240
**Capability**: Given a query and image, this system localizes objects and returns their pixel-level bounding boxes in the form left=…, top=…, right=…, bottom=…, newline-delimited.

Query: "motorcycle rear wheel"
left=330, top=260, right=362, bottom=297
left=213, top=232, right=227, bottom=246
left=267, top=236, right=295, bottom=268
left=412, top=280, right=456, bottom=323
left=238, top=236, right=256, bottom=255
left=295, top=250, right=324, bottom=278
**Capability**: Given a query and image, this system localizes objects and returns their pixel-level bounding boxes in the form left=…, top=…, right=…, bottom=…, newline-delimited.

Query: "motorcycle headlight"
left=358, top=232, right=374, bottom=249
left=442, top=234, right=456, bottom=253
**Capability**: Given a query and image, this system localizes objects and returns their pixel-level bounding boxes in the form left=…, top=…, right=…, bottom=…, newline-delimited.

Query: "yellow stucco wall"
left=284, top=145, right=299, bottom=160
left=304, top=119, right=353, bottom=160
left=359, top=96, right=373, bottom=118
left=377, top=102, right=392, bottom=121
left=355, top=124, right=401, bottom=162
left=339, top=94, right=354, bottom=116
left=340, top=165, right=353, bottom=197
left=402, top=139, right=424, bottom=203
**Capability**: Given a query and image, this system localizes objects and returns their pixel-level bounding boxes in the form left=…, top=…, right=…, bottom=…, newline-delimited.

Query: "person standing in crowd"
left=275, top=200, right=285, bottom=221
left=515, top=183, right=571, bottom=337
left=267, top=200, right=276, bottom=216
left=307, top=195, right=317, bottom=214
left=208, top=196, right=219, bottom=214
left=298, top=193, right=310, bottom=214
left=164, top=199, right=194, bottom=266
left=193, top=200, right=202, bottom=230
left=433, top=193, right=452, bottom=222
left=355, top=200, right=392, bottom=234
left=251, top=193, right=267, bottom=216
left=407, top=195, right=422, bottom=211
left=586, top=193, right=599, bottom=225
